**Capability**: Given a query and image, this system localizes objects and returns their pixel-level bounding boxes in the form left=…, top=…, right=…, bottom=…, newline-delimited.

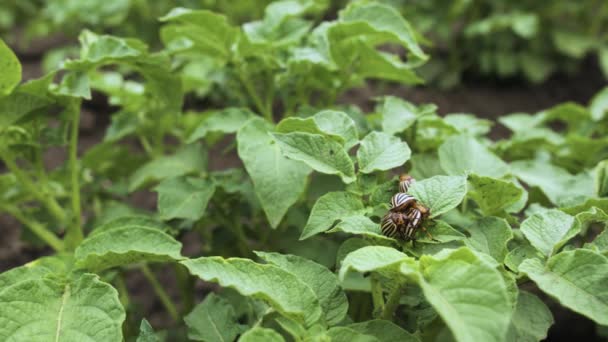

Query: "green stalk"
left=380, top=284, right=405, bottom=321
left=115, top=273, right=130, bottom=308
left=141, top=264, right=180, bottom=323
left=0, top=151, right=66, bottom=223
left=238, top=71, right=273, bottom=122
left=174, top=264, right=194, bottom=315
left=4, top=206, right=64, bottom=251
left=370, top=276, right=385, bottom=318
left=65, top=99, right=83, bottom=250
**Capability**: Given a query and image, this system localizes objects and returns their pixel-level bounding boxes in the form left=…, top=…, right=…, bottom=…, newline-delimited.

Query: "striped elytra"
left=399, top=174, right=416, bottom=193
left=390, top=193, right=416, bottom=212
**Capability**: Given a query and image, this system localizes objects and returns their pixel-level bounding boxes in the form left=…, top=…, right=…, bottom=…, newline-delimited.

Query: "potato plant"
left=1, top=1, right=608, bottom=342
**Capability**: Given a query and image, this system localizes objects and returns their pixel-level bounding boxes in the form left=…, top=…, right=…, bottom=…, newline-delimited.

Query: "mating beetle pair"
left=380, top=175, right=432, bottom=241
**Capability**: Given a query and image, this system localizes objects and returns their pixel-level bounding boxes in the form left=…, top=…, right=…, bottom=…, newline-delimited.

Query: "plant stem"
left=4, top=206, right=64, bottom=251
left=370, top=276, right=385, bottom=318
left=174, top=263, right=194, bottom=315
left=115, top=273, right=130, bottom=308
left=65, top=99, right=83, bottom=250
left=238, top=71, right=273, bottom=122
left=141, top=264, right=180, bottom=323
left=380, top=284, right=405, bottom=321
left=0, top=151, right=66, bottom=224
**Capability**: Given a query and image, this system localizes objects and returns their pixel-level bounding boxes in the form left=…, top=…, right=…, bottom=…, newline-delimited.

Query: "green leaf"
left=468, top=174, right=524, bottom=215
left=256, top=252, right=348, bottom=326
left=181, top=257, right=322, bottom=326
left=339, top=2, right=427, bottom=61
left=439, top=135, right=509, bottom=177
left=520, top=250, right=608, bottom=325
left=327, top=214, right=394, bottom=242
left=506, top=291, right=553, bottom=342
left=444, top=114, right=492, bottom=136
left=408, top=175, right=467, bottom=217
left=129, top=143, right=207, bottom=191
left=339, top=246, right=413, bottom=281
left=0, top=39, right=21, bottom=96
left=273, top=132, right=355, bottom=183
left=239, top=327, right=285, bottom=342
left=300, top=191, right=364, bottom=240
left=276, top=110, right=358, bottom=149
left=380, top=97, right=435, bottom=135
left=184, top=293, right=243, bottom=342
left=357, top=132, right=411, bottom=174
left=75, top=217, right=183, bottom=271
left=347, top=320, right=420, bottom=342
left=464, top=217, right=513, bottom=262
left=237, top=118, right=311, bottom=228
left=160, top=8, right=239, bottom=59
left=414, top=247, right=511, bottom=342
left=504, top=241, right=544, bottom=273
left=187, top=108, right=254, bottom=143
left=137, top=319, right=160, bottom=342
left=0, top=274, right=125, bottom=341
left=154, top=176, right=215, bottom=221
left=511, top=159, right=594, bottom=206
left=0, top=255, right=72, bottom=292
left=520, top=209, right=576, bottom=257
left=326, top=327, right=378, bottom=342
left=590, top=87, right=608, bottom=121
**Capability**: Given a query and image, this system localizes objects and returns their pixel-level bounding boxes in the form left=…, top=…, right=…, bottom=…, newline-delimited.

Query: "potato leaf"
left=357, top=132, right=411, bottom=174
left=75, top=217, right=183, bottom=271
left=154, top=176, right=215, bottom=221
left=181, top=257, right=322, bottom=326
left=300, top=191, right=364, bottom=240
left=0, top=274, right=124, bottom=341
left=256, top=252, right=348, bottom=326
left=237, top=118, right=311, bottom=228
left=520, top=250, right=608, bottom=325
left=273, top=132, right=355, bottom=183
left=413, top=248, right=512, bottom=342
left=408, top=175, right=467, bottom=217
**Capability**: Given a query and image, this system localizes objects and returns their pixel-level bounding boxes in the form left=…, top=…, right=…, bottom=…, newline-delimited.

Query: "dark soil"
left=1, top=46, right=606, bottom=340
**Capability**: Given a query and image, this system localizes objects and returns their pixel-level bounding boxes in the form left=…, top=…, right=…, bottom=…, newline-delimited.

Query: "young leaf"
left=154, top=176, right=215, bottom=221
left=187, top=108, right=254, bottom=143
left=0, top=274, right=125, bottom=341
left=278, top=111, right=359, bottom=150
left=520, top=250, right=608, bottom=325
left=439, top=135, right=509, bottom=177
left=129, top=143, right=208, bottom=191
left=327, top=215, right=394, bottom=242
left=357, top=132, right=411, bottom=174
left=160, top=8, right=239, bottom=59
left=237, top=118, right=311, bottom=228
left=326, top=327, right=379, bottom=342
left=300, top=191, right=364, bottom=240
left=414, top=247, right=511, bottom=342
left=511, top=160, right=594, bottom=206
left=137, top=319, right=160, bottom=342
left=240, top=327, right=285, bottom=342
left=184, top=293, right=243, bottom=342
left=256, top=252, right=348, bottom=326
left=464, top=217, right=513, bottom=262
left=273, top=132, right=355, bottom=183
left=520, top=209, right=576, bottom=257
left=181, top=257, right=322, bottom=326
left=380, top=97, right=435, bottom=136
left=75, top=217, right=183, bottom=271
left=506, top=291, right=553, bottom=342
left=339, top=2, right=427, bottom=61
left=348, top=320, right=419, bottom=342
left=0, top=39, right=21, bottom=96
left=468, top=174, right=524, bottom=216
left=589, top=87, right=608, bottom=121
left=339, top=246, right=414, bottom=281
left=408, top=175, right=467, bottom=217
